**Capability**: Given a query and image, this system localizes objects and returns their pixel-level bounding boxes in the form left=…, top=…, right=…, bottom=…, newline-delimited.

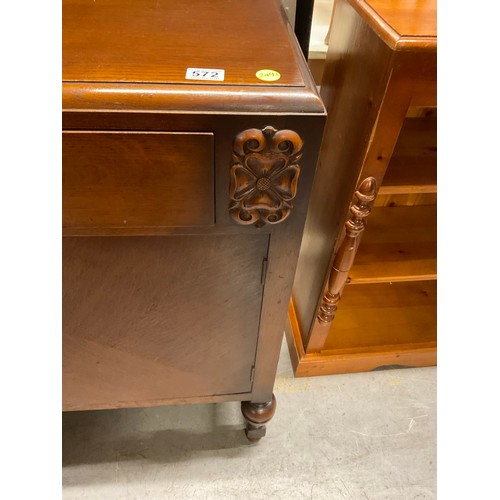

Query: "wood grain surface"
left=286, top=298, right=437, bottom=377
left=63, top=234, right=269, bottom=410
left=349, top=0, right=437, bottom=49
left=379, top=115, right=437, bottom=194
left=322, top=280, right=437, bottom=350
left=62, top=0, right=326, bottom=418
left=63, top=132, right=214, bottom=229
left=288, top=0, right=436, bottom=375
left=292, top=0, right=394, bottom=348
left=62, top=0, right=324, bottom=114
left=62, top=0, right=327, bottom=115
left=349, top=205, right=437, bottom=283
left=63, top=0, right=304, bottom=87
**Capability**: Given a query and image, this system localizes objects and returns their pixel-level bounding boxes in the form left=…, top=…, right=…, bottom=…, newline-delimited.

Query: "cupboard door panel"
left=62, top=234, right=269, bottom=410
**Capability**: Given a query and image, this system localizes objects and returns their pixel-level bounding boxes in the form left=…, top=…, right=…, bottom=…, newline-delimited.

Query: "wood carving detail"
left=317, top=177, right=377, bottom=324
left=230, top=126, right=303, bottom=227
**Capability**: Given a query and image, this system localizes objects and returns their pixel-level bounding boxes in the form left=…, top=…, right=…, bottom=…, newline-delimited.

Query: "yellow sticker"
left=256, top=69, right=281, bottom=82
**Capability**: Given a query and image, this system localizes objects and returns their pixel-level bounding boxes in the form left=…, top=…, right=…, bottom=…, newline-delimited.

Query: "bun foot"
left=241, top=394, right=277, bottom=441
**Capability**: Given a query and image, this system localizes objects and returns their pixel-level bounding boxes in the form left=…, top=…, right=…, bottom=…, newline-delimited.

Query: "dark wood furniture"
left=286, top=0, right=437, bottom=376
left=62, top=0, right=325, bottom=440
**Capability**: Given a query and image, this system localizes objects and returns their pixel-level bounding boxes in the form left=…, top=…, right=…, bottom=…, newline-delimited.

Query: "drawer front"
left=62, top=132, right=214, bottom=228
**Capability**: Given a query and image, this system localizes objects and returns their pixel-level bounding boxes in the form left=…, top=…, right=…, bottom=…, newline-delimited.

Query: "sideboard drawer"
left=62, top=132, right=214, bottom=229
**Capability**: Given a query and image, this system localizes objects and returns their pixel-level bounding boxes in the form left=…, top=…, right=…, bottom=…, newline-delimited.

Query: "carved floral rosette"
left=229, top=126, right=303, bottom=227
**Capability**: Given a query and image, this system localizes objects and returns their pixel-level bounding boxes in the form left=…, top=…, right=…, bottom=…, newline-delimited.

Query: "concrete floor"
left=62, top=337, right=436, bottom=499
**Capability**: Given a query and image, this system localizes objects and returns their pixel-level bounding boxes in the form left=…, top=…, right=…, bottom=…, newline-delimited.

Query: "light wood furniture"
left=286, top=0, right=437, bottom=376
left=62, top=0, right=325, bottom=439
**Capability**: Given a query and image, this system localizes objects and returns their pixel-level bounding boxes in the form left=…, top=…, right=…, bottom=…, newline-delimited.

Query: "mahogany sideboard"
left=286, top=0, right=437, bottom=376
left=62, top=0, right=326, bottom=440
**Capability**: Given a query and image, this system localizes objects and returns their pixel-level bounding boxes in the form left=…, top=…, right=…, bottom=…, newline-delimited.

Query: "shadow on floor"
left=62, top=403, right=254, bottom=469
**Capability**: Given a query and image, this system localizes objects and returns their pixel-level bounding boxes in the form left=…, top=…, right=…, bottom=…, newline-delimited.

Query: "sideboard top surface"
left=63, top=0, right=305, bottom=87
left=62, top=0, right=326, bottom=113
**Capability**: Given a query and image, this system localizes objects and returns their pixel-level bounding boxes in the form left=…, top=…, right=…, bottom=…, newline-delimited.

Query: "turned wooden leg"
left=241, top=394, right=277, bottom=441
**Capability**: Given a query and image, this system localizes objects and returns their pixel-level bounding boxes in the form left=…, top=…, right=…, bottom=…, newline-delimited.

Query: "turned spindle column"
left=306, top=177, right=377, bottom=353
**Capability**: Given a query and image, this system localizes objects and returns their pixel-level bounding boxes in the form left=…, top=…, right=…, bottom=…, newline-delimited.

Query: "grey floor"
left=62, top=337, right=436, bottom=499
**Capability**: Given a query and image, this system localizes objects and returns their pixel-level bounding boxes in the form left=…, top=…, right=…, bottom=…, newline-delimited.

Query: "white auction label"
left=185, top=68, right=225, bottom=81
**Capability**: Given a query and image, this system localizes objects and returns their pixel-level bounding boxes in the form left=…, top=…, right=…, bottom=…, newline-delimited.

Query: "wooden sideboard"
left=62, top=0, right=325, bottom=440
left=286, top=0, right=437, bottom=376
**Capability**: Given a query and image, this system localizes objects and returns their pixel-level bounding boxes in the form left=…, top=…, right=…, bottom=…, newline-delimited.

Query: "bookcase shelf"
left=348, top=205, right=437, bottom=284
left=286, top=0, right=437, bottom=377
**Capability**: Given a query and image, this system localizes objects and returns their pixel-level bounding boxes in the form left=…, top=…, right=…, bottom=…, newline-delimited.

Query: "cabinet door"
left=62, top=234, right=269, bottom=410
